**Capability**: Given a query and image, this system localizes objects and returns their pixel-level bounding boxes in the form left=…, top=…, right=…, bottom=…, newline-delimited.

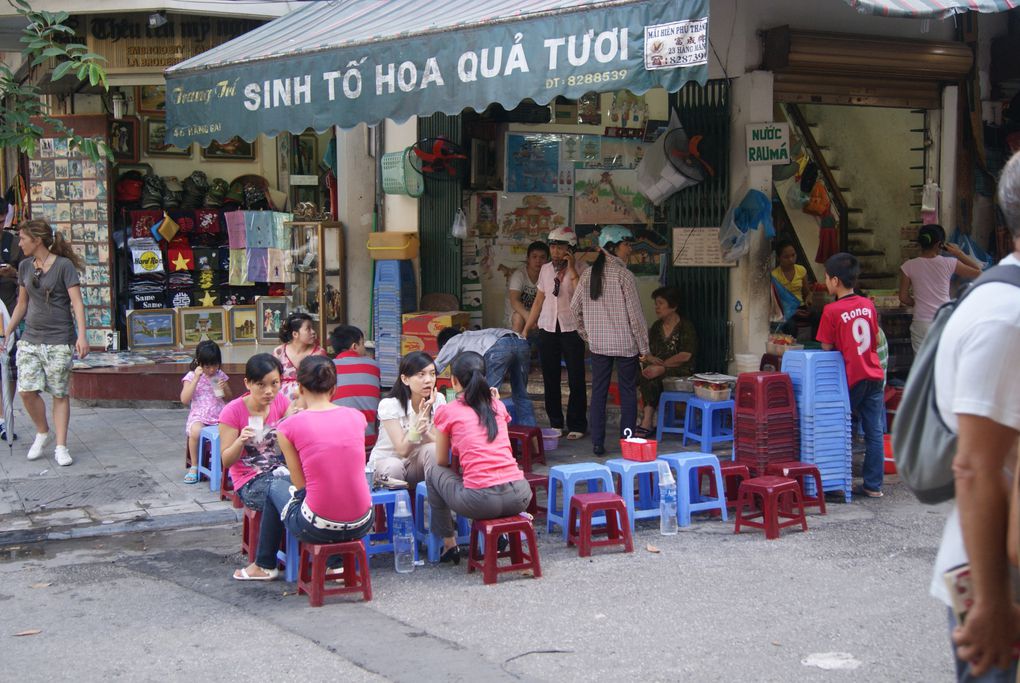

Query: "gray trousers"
left=425, top=464, right=532, bottom=539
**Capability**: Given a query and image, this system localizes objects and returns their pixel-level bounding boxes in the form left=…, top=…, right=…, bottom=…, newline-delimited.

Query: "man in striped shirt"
left=330, top=325, right=381, bottom=450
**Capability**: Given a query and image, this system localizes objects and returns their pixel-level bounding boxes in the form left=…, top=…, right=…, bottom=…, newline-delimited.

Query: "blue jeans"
left=947, top=608, right=1018, bottom=682
left=485, top=335, right=536, bottom=427
left=254, top=477, right=373, bottom=570
left=849, top=379, right=884, bottom=492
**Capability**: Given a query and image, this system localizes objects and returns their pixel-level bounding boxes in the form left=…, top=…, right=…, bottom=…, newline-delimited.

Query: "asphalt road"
left=1, top=483, right=955, bottom=682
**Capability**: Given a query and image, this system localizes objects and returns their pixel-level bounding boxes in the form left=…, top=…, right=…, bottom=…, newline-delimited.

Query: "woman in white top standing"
left=898, top=224, right=982, bottom=351
left=1, top=219, right=88, bottom=466
left=369, top=350, right=445, bottom=492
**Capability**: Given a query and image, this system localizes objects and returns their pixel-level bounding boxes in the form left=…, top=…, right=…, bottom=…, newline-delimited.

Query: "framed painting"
left=144, top=117, right=190, bottom=157
left=177, top=306, right=227, bottom=348
left=126, top=308, right=177, bottom=349
left=136, top=85, right=166, bottom=115
left=255, top=296, right=289, bottom=344
left=227, top=305, right=258, bottom=345
left=202, top=136, right=256, bottom=161
left=109, top=116, right=140, bottom=163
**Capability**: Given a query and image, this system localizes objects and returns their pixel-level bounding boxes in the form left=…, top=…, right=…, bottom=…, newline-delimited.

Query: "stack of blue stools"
left=781, top=350, right=852, bottom=503
left=373, top=260, right=416, bottom=387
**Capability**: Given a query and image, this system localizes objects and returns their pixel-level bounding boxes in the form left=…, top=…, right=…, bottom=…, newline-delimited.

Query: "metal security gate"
left=663, top=79, right=731, bottom=372
left=417, top=113, right=463, bottom=301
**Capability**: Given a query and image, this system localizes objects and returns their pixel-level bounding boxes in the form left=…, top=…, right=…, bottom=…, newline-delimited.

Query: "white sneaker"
left=26, top=432, right=51, bottom=461
left=54, top=445, right=72, bottom=467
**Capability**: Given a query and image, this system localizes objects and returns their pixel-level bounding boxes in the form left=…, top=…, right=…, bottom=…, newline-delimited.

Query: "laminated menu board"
left=26, top=115, right=114, bottom=348
left=671, top=227, right=735, bottom=267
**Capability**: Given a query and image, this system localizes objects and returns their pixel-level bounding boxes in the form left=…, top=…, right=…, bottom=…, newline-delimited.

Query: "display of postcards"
left=54, top=159, right=69, bottom=179
left=68, top=159, right=82, bottom=177
left=52, top=202, right=70, bottom=222
left=52, top=138, right=68, bottom=156
left=74, top=223, right=97, bottom=242
left=86, top=307, right=112, bottom=328
left=72, top=244, right=86, bottom=263
left=70, top=204, right=84, bottom=221
left=86, top=328, right=109, bottom=348
left=97, top=243, right=109, bottom=264
left=85, top=243, right=99, bottom=265
left=85, top=265, right=110, bottom=286
left=54, top=223, right=72, bottom=241
left=32, top=202, right=57, bottom=221
left=29, top=159, right=54, bottom=180
left=30, top=181, right=56, bottom=202
left=81, top=159, right=96, bottom=177
left=39, top=138, right=55, bottom=158
left=82, top=180, right=96, bottom=200
left=83, top=203, right=98, bottom=222
left=83, top=286, right=111, bottom=308
left=95, top=179, right=107, bottom=201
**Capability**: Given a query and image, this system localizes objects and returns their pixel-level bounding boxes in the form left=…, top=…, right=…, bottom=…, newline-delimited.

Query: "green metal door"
left=663, top=79, right=731, bottom=372
left=417, top=113, right=463, bottom=301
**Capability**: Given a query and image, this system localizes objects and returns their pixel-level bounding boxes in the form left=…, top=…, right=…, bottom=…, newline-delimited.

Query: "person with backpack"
left=926, top=152, right=1020, bottom=680
left=816, top=252, right=885, bottom=498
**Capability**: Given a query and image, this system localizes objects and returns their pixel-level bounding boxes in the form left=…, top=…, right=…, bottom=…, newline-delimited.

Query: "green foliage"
left=0, top=0, right=111, bottom=162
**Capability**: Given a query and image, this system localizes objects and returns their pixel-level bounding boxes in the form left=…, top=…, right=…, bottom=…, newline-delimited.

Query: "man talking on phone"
left=931, top=151, right=1020, bottom=681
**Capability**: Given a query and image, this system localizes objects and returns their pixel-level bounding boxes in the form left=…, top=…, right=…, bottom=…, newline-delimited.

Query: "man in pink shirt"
left=522, top=227, right=587, bottom=440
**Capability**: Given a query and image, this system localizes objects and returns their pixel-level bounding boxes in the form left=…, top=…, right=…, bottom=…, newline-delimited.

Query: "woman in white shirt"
left=369, top=351, right=445, bottom=492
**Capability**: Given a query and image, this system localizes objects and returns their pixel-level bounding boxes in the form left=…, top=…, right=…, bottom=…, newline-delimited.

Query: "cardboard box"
left=401, top=311, right=471, bottom=337
left=400, top=333, right=451, bottom=378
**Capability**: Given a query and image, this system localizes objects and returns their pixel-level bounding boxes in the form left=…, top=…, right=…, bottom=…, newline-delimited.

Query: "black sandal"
left=439, top=545, right=460, bottom=565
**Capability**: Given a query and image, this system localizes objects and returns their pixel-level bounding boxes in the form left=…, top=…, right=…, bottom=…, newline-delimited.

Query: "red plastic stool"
left=733, top=476, right=808, bottom=540
left=697, top=462, right=751, bottom=512
left=507, top=425, right=546, bottom=472
left=219, top=465, right=234, bottom=502
left=297, top=541, right=372, bottom=607
left=240, top=507, right=262, bottom=562
left=766, top=461, right=827, bottom=515
left=467, top=516, right=542, bottom=585
left=524, top=472, right=548, bottom=517
left=566, top=492, right=634, bottom=557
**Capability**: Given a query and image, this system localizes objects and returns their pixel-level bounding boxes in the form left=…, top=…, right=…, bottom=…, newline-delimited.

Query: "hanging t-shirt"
left=130, top=244, right=165, bottom=275
left=225, top=211, right=246, bottom=248
left=815, top=293, right=883, bottom=389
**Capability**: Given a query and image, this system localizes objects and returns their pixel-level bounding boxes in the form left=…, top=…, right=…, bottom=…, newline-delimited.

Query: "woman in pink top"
left=898, top=224, right=982, bottom=351
left=272, top=312, right=328, bottom=401
left=426, top=351, right=531, bottom=565
left=233, top=356, right=373, bottom=581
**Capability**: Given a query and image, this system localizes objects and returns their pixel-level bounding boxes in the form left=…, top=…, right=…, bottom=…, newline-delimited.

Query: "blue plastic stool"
left=198, top=425, right=222, bottom=493
left=658, top=452, right=728, bottom=526
left=605, top=458, right=661, bottom=530
left=546, top=463, right=613, bottom=540
left=363, top=488, right=418, bottom=562
left=682, top=398, right=734, bottom=452
left=655, top=391, right=694, bottom=443
left=414, top=481, right=471, bottom=563
left=276, top=529, right=300, bottom=582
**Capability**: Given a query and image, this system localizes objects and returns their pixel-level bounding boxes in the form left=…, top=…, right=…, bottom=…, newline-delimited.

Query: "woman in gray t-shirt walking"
left=2, top=219, right=88, bottom=466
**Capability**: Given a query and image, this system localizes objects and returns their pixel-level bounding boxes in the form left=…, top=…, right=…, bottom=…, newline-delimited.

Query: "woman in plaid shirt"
left=571, top=226, right=650, bottom=456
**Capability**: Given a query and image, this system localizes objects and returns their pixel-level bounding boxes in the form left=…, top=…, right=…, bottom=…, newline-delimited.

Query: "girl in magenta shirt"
left=233, top=355, right=373, bottom=581
left=427, top=351, right=531, bottom=565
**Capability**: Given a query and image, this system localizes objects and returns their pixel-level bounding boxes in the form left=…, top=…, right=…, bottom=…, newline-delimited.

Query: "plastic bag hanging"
left=451, top=208, right=468, bottom=240
left=719, top=189, right=775, bottom=262
left=921, top=181, right=940, bottom=225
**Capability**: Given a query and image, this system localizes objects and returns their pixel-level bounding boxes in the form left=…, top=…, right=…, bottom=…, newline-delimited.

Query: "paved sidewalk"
left=0, top=400, right=234, bottom=541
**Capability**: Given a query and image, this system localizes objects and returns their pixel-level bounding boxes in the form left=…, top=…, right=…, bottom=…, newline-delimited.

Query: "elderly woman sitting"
left=636, top=286, right=697, bottom=437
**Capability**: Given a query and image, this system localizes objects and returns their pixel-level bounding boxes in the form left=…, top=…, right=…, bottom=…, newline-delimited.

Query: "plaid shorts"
left=16, top=341, right=73, bottom=397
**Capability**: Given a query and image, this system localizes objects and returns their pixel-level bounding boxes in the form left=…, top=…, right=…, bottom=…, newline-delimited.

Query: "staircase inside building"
left=777, top=103, right=930, bottom=291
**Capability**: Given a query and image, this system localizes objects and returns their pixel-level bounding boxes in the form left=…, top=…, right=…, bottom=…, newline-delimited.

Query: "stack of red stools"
left=734, top=372, right=799, bottom=476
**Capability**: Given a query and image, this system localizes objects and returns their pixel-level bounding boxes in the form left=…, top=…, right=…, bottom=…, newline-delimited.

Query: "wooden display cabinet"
left=286, top=221, right=346, bottom=342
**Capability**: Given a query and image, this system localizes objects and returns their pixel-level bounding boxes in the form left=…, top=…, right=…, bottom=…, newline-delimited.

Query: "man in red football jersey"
left=816, top=252, right=885, bottom=498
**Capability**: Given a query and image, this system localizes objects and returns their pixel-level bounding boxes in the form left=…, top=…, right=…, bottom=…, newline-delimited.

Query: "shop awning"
left=842, top=0, right=1017, bottom=18
left=164, top=0, right=709, bottom=146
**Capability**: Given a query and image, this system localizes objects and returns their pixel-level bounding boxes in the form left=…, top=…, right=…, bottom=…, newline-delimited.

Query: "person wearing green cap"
left=570, top=226, right=649, bottom=456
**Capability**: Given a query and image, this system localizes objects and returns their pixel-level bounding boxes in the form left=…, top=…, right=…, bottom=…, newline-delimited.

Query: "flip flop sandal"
left=233, top=567, right=279, bottom=581
left=566, top=431, right=584, bottom=440
left=183, top=467, right=199, bottom=484
left=632, top=427, right=654, bottom=438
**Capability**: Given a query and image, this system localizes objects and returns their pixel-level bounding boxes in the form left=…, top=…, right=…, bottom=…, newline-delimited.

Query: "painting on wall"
left=497, top=193, right=570, bottom=241
left=574, top=222, right=670, bottom=276
left=227, top=305, right=258, bottom=344
left=126, top=308, right=176, bottom=349
left=255, top=296, right=289, bottom=344
left=472, top=192, right=498, bottom=238
left=178, top=307, right=227, bottom=347
left=505, top=134, right=560, bottom=194
left=573, top=169, right=651, bottom=225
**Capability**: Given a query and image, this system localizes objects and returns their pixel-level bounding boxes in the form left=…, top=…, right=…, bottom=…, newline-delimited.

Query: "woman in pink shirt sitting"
left=426, top=351, right=532, bottom=565
left=233, top=355, right=373, bottom=581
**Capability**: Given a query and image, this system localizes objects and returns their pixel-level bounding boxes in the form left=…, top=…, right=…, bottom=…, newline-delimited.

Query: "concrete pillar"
left=939, top=86, right=958, bottom=235
left=335, top=123, right=376, bottom=334
left=727, top=70, right=775, bottom=367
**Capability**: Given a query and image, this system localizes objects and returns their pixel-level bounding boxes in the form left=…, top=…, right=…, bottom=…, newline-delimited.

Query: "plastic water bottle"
left=658, top=462, right=678, bottom=536
left=392, top=498, right=415, bottom=573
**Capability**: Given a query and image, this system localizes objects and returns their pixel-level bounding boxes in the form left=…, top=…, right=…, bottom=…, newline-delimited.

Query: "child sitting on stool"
left=180, top=340, right=231, bottom=484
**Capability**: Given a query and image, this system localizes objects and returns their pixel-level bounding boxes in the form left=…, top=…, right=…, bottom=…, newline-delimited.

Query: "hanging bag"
left=803, top=181, right=830, bottom=217
left=451, top=208, right=468, bottom=240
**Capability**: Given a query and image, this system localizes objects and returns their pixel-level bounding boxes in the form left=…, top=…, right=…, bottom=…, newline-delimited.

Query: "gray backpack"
left=893, top=265, right=1020, bottom=504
